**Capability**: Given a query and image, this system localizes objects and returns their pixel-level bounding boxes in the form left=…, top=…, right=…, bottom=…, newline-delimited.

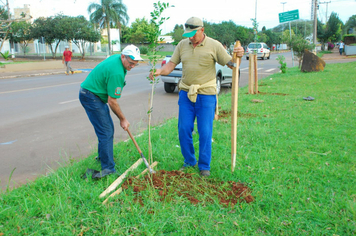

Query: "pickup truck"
left=160, top=55, right=234, bottom=94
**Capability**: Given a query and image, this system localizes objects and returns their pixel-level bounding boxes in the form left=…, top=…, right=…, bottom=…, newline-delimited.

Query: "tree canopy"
left=88, top=0, right=129, bottom=55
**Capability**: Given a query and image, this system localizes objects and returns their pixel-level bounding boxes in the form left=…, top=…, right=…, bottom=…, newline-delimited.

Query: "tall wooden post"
left=231, top=41, right=241, bottom=172
left=248, top=54, right=255, bottom=94
left=254, top=54, right=258, bottom=94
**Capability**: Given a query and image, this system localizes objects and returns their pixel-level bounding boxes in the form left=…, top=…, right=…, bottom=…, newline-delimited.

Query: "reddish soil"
left=122, top=170, right=254, bottom=207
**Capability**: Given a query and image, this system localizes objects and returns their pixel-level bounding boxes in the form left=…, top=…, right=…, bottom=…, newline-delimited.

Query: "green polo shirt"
left=81, top=54, right=127, bottom=103
left=170, top=35, right=232, bottom=95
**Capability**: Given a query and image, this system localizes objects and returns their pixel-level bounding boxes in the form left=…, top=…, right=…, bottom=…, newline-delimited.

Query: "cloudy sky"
left=9, top=0, right=356, bottom=33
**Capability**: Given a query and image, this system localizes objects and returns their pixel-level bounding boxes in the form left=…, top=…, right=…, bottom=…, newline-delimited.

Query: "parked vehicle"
left=246, top=42, right=270, bottom=60
left=160, top=55, right=234, bottom=94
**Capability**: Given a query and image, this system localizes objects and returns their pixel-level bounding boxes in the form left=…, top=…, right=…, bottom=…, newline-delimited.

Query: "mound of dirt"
left=122, top=170, right=254, bottom=207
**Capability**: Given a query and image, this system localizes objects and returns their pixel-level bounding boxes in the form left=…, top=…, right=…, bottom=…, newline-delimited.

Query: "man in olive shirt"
left=80, top=45, right=143, bottom=179
left=151, top=17, right=244, bottom=176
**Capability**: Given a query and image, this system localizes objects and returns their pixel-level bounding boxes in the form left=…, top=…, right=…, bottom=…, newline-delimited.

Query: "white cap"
left=122, top=44, right=143, bottom=61
left=65, top=46, right=69, bottom=48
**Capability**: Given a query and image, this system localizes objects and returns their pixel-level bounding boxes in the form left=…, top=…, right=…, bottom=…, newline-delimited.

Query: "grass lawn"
left=0, top=62, right=355, bottom=235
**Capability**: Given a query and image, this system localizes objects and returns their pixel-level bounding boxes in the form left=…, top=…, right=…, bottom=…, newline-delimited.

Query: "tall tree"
left=30, top=15, right=70, bottom=58
left=171, top=24, right=183, bottom=44
left=344, top=15, right=356, bottom=34
left=9, top=21, right=32, bottom=55
left=64, top=16, right=101, bottom=59
left=88, top=0, right=129, bottom=55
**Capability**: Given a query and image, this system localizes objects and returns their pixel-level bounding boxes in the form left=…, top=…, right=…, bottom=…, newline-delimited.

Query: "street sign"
left=279, top=9, right=299, bottom=23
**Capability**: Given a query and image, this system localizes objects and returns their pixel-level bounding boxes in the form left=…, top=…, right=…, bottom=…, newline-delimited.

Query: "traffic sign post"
left=279, top=9, right=299, bottom=67
left=279, top=9, right=299, bottom=23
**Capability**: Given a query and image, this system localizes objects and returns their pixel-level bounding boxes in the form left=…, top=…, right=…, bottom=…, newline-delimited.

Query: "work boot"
left=200, top=170, right=210, bottom=177
left=92, top=169, right=117, bottom=179
left=179, top=164, right=197, bottom=172
left=81, top=168, right=100, bottom=179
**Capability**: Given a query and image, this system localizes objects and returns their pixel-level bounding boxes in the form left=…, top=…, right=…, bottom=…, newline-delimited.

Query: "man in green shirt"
left=80, top=45, right=143, bottom=179
left=151, top=17, right=244, bottom=177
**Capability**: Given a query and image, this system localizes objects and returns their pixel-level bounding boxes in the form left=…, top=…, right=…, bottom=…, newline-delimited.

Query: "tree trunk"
left=107, top=20, right=111, bottom=55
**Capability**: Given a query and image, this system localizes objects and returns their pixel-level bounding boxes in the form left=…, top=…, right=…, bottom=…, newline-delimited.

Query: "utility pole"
left=319, top=1, right=331, bottom=23
left=281, top=2, right=287, bottom=32
left=313, top=0, right=318, bottom=53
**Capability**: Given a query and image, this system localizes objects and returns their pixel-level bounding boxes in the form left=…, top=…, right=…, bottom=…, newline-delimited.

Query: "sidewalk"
left=0, top=59, right=103, bottom=79
left=321, top=48, right=351, bottom=60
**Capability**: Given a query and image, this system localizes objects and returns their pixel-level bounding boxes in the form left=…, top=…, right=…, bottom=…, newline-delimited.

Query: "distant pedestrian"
left=62, top=46, right=74, bottom=75
left=339, top=41, right=344, bottom=55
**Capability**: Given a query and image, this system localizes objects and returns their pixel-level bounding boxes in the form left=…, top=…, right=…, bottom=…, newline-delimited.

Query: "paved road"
left=0, top=52, right=297, bottom=190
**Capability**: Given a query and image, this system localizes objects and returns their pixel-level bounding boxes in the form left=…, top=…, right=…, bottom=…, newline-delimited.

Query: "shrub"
left=328, top=42, right=335, bottom=50
left=139, top=46, right=148, bottom=55
left=276, top=55, right=287, bottom=73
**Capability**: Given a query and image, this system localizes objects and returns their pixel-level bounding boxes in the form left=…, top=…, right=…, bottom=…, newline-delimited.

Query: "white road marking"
left=0, top=82, right=80, bottom=94
left=59, top=99, right=79, bottom=105
left=240, top=67, right=248, bottom=71
left=265, top=68, right=276, bottom=72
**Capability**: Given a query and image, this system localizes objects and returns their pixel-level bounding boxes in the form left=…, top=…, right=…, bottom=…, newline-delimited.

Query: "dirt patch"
left=122, top=170, right=254, bottom=207
left=218, top=110, right=257, bottom=119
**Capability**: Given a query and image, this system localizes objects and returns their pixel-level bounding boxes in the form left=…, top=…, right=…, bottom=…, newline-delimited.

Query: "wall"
left=345, top=45, right=356, bottom=56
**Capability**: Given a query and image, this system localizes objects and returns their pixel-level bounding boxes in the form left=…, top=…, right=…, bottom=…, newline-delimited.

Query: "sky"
left=8, top=0, right=356, bottom=34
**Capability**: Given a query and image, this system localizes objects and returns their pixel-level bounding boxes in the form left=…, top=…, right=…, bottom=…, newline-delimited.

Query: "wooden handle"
left=127, top=128, right=142, bottom=154
left=231, top=40, right=241, bottom=172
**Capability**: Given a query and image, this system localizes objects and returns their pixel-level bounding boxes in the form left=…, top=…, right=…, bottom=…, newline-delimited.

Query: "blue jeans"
left=79, top=87, right=115, bottom=171
left=178, top=90, right=216, bottom=171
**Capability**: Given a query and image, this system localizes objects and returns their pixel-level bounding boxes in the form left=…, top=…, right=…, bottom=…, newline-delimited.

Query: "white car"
left=160, top=56, right=235, bottom=94
left=246, top=42, right=270, bottom=60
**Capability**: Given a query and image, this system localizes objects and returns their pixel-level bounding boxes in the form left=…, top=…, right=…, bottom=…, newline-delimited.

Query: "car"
left=246, top=42, right=270, bottom=60
left=160, top=55, right=234, bottom=94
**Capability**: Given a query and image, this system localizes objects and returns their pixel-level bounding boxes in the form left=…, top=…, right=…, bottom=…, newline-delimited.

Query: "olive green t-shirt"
left=81, top=54, right=127, bottom=103
left=170, top=35, right=232, bottom=95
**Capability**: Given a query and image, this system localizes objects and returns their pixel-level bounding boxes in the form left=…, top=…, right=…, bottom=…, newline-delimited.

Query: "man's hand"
left=233, top=46, right=244, bottom=58
left=149, top=68, right=162, bottom=81
left=120, top=118, right=130, bottom=131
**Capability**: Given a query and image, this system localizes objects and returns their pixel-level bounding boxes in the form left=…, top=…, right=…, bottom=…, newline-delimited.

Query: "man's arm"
left=107, top=96, right=130, bottom=131
left=149, top=61, right=177, bottom=80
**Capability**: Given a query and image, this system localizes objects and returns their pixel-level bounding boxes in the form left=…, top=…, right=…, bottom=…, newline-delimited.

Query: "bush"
left=139, top=46, right=148, bottom=55
left=327, top=42, right=335, bottom=50
left=276, top=55, right=287, bottom=73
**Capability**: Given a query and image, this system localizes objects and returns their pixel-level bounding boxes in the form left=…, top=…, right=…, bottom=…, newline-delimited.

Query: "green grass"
left=1, top=62, right=356, bottom=235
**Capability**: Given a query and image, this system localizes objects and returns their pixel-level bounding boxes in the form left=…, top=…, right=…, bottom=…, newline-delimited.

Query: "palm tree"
left=88, top=0, right=129, bottom=55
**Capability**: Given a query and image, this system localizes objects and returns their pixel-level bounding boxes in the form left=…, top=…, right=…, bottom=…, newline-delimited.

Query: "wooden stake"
left=231, top=40, right=241, bottom=172
left=102, top=161, right=159, bottom=205
left=248, top=54, right=255, bottom=94
left=254, top=54, right=258, bottom=94
left=99, top=158, right=143, bottom=198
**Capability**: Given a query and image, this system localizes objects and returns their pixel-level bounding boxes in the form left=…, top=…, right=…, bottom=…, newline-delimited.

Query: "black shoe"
left=81, top=168, right=100, bottom=179
left=95, top=156, right=100, bottom=162
left=92, top=169, right=117, bottom=179
left=200, top=170, right=210, bottom=177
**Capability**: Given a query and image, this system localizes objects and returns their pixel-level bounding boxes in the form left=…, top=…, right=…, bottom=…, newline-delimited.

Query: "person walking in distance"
left=339, top=40, right=344, bottom=55
left=79, top=45, right=143, bottom=179
left=62, top=46, right=74, bottom=75
left=150, top=17, right=244, bottom=177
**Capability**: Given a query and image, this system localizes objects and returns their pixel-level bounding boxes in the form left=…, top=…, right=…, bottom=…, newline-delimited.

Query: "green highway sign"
left=279, top=9, right=299, bottom=23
